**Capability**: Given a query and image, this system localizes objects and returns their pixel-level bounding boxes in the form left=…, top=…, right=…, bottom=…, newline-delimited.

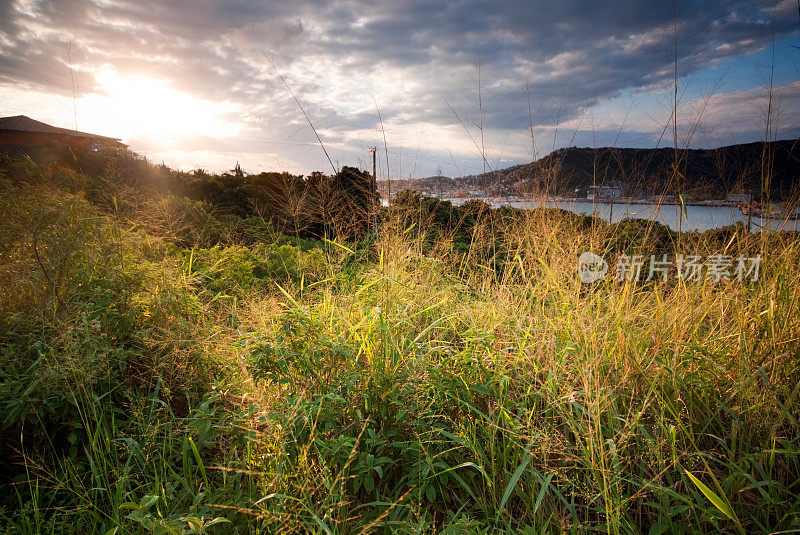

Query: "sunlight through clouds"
left=87, top=66, right=240, bottom=144
left=0, top=0, right=798, bottom=174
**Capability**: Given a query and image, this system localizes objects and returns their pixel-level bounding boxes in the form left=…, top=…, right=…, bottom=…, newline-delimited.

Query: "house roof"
left=0, top=115, right=122, bottom=142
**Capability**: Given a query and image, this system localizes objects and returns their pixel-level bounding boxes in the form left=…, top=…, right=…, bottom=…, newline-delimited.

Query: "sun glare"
left=87, top=66, right=239, bottom=145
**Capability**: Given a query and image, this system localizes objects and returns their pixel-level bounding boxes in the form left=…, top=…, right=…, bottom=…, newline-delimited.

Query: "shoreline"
left=437, top=195, right=799, bottom=218
left=441, top=195, right=745, bottom=207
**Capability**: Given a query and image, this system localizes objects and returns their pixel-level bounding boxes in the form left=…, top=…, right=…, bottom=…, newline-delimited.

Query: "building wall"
left=587, top=185, right=621, bottom=200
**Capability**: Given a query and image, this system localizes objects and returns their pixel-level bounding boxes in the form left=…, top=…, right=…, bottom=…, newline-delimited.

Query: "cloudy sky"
left=0, top=0, right=798, bottom=178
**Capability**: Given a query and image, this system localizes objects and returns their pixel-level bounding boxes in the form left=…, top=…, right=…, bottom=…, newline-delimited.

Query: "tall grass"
left=1, top=165, right=799, bottom=533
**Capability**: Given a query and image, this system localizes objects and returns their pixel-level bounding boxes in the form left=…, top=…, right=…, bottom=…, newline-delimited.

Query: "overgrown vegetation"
left=1, top=152, right=799, bottom=534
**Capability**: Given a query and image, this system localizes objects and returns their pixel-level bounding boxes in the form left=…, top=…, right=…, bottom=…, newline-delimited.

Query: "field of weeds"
left=1, top=162, right=799, bottom=534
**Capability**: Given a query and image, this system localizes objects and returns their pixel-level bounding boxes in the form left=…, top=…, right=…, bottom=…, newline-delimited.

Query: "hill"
left=384, top=140, right=800, bottom=200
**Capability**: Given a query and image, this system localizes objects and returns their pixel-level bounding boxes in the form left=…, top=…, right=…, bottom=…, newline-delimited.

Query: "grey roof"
left=0, top=115, right=121, bottom=141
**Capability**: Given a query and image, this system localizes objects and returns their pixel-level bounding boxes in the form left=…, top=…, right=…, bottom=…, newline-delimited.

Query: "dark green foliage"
left=604, top=218, right=676, bottom=256
left=186, top=243, right=325, bottom=298
left=0, top=151, right=380, bottom=243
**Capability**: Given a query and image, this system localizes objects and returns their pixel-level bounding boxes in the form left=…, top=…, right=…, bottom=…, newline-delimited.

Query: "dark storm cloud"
left=0, top=0, right=797, bottom=172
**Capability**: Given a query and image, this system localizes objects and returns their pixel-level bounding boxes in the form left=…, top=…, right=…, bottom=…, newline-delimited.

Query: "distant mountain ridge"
left=384, top=140, right=800, bottom=201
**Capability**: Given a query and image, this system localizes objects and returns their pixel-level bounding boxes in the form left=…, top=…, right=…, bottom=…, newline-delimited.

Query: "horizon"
left=1, top=1, right=798, bottom=177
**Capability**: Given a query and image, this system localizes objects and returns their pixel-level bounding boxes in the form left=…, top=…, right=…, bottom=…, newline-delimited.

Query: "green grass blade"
left=683, top=467, right=737, bottom=524
left=496, top=451, right=532, bottom=521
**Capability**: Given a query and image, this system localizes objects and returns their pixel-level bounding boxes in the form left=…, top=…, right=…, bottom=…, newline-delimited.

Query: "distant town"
left=379, top=141, right=800, bottom=219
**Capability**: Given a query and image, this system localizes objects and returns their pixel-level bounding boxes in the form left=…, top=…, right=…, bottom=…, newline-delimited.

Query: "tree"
left=329, top=166, right=377, bottom=239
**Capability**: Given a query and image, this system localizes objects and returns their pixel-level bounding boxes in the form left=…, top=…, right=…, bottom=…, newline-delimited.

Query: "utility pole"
left=369, top=147, right=377, bottom=233
left=370, top=147, right=377, bottom=190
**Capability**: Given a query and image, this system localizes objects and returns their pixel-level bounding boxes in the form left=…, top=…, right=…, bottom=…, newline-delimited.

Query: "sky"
left=0, top=0, right=798, bottom=178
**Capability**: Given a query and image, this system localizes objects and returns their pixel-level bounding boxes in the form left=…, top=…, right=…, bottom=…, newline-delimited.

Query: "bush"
left=187, top=242, right=326, bottom=298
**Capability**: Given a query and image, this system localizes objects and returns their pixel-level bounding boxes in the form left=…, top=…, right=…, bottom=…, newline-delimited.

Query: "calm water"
left=446, top=198, right=800, bottom=232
